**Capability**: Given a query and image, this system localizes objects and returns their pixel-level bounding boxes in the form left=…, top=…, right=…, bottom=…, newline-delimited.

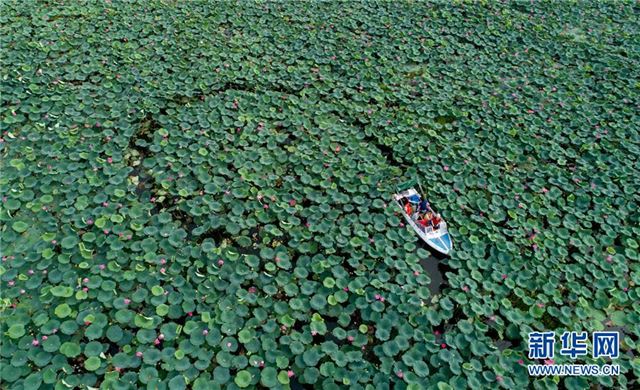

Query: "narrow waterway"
left=419, top=249, right=451, bottom=296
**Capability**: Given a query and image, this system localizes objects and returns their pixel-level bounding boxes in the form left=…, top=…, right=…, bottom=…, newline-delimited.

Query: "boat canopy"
left=396, top=179, right=417, bottom=192
left=407, top=194, right=421, bottom=203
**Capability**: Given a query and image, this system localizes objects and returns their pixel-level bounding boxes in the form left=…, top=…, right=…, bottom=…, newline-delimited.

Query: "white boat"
left=393, top=183, right=453, bottom=255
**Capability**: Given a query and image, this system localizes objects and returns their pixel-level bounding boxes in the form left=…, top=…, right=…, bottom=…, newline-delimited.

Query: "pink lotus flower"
left=42, top=335, right=48, bottom=341
left=496, top=375, right=503, bottom=382
left=606, top=255, right=613, bottom=263
left=87, top=219, right=94, bottom=225
left=374, top=294, right=381, bottom=300
left=32, top=339, right=39, bottom=346
left=136, top=351, right=143, bottom=357
left=287, top=370, right=294, bottom=378
left=158, top=333, right=165, bottom=340
left=154, top=338, right=160, bottom=345
left=347, top=335, right=354, bottom=342
left=160, top=268, right=166, bottom=274
left=462, top=286, right=469, bottom=292
left=82, top=287, right=89, bottom=292
left=413, top=271, right=420, bottom=276
left=396, top=370, right=404, bottom=378
left=537, top=303, right=544, bottom=308
left=203, top=329, right=209, bottom=335
left=544, top=359, right=554, bottom=365
left=28, top=269, right=34, bottom=275
left=263, top=204, right=269, bottom=209
left=518, top=359, right=524, bottom=365
left=83, top=278, right=89, bottom=283
left=541, top=187, right=548, bottom=193
left=501, top=274, right=507, bottom=280
left=443, top=165, right=449, bottom=171
left=107, top=157, right=113, bottom=163
left=227, top=342, right=232, bottom=348
left=160, top=258, right=166, bottom=265
left=441, top=343, right=447, bottom=349
left=123, top=298, right=131, bottom=305
left=289, top=199, right=296, bottom=206
left=343, top=287, right=349, bottom=292
left=187, top=312, right=193, bottom=317
left=217, top=259, right=224, bottom=266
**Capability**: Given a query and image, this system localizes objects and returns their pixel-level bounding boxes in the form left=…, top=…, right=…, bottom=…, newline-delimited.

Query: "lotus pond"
left=1, top=1, right=639, bottom=389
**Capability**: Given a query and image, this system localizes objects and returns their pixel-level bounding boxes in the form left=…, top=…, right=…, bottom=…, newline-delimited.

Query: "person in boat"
left=419, top=198, right=431, bottom=214
left=404, top=200, right=413, bottom=216
left=424, top=211, right=434, bottom=227
left=408, top=194, right=421, bottom=221
left=432, top=213, right=442, bottom=229
left=418, top=216, right=430, bottom=230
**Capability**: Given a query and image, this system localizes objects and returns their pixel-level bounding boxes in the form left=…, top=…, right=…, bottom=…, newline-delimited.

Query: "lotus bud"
left=396, top=370, right=403, bottom=378
left=158, top=333, right=165, bottom=340
left=202, top=329, right=209, bottom=335
left=217, top=259, right=224, bottom=266
left=124, top=298, right=131, bottom=305
left=347, top=336, right=354, bottom=342
left=32, top=339, right=39, bottom=346
left=42, top=335, right=48, bottom=341
left=99, top=264, right=106, bottom=270
left=136, top=351, right=143, bottom=358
